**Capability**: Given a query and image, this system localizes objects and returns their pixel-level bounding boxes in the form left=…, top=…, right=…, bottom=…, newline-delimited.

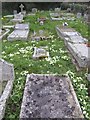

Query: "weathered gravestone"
left=32, top=8, right=37, bottom=13
left=67, top=8, right=71, bottom=12
left=54, top=8, right=61, bottom=13
left=13, top=10, right=17, bottom=15
left=7, top=23, right=29, bottom=41
left=0, top=59, right=14, bottom=120
left=77, top=12, right=82, bottom=19
left=32, top=47, right=49, bottom=59
left=20, top=74, right=84, bottom=119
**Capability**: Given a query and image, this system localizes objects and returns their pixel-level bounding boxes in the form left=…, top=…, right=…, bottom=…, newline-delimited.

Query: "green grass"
left=1, top=11, right=90, bottom=120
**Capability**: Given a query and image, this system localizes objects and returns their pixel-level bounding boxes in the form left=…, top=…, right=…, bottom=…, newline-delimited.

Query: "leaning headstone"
left=0, top=59, right=14, bottom=120
left=32, top=47, right=49, bottom=59
left=20, top=74, right=84, bottom=119
left=77, top=12, right=82, bottom=18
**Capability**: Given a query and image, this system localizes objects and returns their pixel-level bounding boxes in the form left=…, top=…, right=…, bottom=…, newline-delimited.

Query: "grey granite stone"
left=20, top=74, right=84, bottom=119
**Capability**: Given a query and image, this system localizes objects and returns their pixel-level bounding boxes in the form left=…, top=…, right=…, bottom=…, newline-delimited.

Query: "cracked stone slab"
left=0, top=59, right=14, bottom=120
left=20, top=74, right=84, bottom=119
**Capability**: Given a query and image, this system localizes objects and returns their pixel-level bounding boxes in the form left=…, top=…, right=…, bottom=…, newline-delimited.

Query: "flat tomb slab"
left=0, top=59, right=14, bottom=120
left=56, top=26, right=87, bottom=44
left=7, top=23, right=29, bottom=41
left=7, top=30, right=29, bottom=41
left=20, top=74, right=84, bottom=119
left=32, top=47, right=49, bottom=59
left=66, top=43, right=90, bottom=68
left=31, top=30, right=51, bottom=41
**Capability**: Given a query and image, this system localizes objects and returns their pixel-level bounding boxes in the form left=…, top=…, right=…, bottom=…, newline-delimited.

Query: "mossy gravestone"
left=20, top=74, right=84, bottom=119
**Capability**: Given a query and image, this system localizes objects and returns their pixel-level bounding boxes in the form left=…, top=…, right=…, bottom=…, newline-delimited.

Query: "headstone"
left=83, top=13, right=88, bottom=23
left=20, top=74, right=84, bottom=118
left=54, top=8, right=60, bottom=12
left=39, top=30, right=44, bottom=36
left=32, top=8, right=37, bottom=13
left=13, top=10, right=17, bottom=15
left=77, top=12, right=82, bottom=19
left=19, top=4, right=24, bottom=13
left=33, top=47, right=49, bottom=59
left=67, top=8, right=71, bottom=12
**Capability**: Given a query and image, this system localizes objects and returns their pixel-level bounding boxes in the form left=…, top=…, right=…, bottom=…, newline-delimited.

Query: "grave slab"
left=0, top=59, right=14, bottom=120
left=32, top=47, right=49, bottom=59
left=56, top=26, right=87, bottom=44
left=56, top=26, right=89, bottom=68
left=11, top=14, right=24, bottom=23
left=66, top=42, right=90, bottom=68
left=31, top=30, right=51, bottom=41
left=20, top=74, right=84, bottom=119
left=7, top=23, right=29, bottom=41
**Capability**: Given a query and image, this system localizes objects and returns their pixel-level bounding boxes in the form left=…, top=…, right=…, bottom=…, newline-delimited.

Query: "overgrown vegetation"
left=1, top=11, right=90, bottom=120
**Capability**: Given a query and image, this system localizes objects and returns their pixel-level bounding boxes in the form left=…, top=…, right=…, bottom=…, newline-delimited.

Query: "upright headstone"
left=55, top=8, right=60, bottom=12
left=32, top=8, right=37, bottom=13
left=19, top=4, right=24, bottom=13
left=13, top=10, right=17, bottom=15
left=67, top=8, right=71, bottom=12
left=77, top=12, right=82, bottom=19
left=84, top=13, right=88, bottom=21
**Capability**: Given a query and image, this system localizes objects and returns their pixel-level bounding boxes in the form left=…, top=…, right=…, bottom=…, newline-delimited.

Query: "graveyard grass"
left=2, top=11, right=90, bottom=119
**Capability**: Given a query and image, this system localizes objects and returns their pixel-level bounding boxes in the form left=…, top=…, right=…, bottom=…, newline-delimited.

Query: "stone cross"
left=19, top=4, right=24, bottom=13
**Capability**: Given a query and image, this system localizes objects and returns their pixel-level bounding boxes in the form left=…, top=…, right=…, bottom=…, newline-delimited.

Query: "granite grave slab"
left=20, top=74, right=84, bottom=119
left=7, top=23, right=29, bottom=41
left=32, top=47, right=49, bottom=59
left=0, top=59, right=14, bottom=120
